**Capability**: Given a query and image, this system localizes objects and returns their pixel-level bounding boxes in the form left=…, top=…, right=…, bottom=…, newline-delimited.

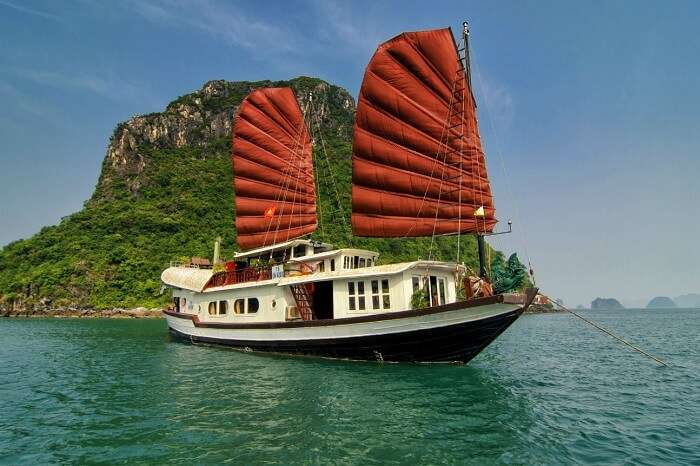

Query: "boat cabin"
left=161, top=239, right=461, bottom=323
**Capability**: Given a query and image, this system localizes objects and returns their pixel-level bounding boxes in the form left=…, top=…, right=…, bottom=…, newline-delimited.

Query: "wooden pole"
left=477, top=234, right=487, bottom=278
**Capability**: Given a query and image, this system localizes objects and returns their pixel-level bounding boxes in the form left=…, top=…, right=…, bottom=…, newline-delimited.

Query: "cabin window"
left=318, top=261, right=325, bottom=272
left=412, top=276, right=420, bottom=292
left=180, top=297, right=187, bottom=311
left=354, top=256, right=360, bottom=269
left=348, top=281, right=367, bottom=311
left=248, top=298, right=259, bottom=314
left=330, top=259, right=335, bottom=271
left=359, top=258, right=366, bottom=268
left=234, top=299, right=245, bottom=314
left=371, top=280, right=380, bottom=310
left=348, top=282, right=356, bottom=310
left=372, top=279, right=390, bottom=310
left=357, top=281, right=366, bottom=310
left=382, top=279, right=391, bottom=309
left=208, top=302, right=216, bottom=315
left=174, top=297, right=180, bottom=312
left=426, top=276, right=448, bottom=306
left=218, top=300, right=228, bottom=315
left=272, top=248, right=290, bottom=262
left=293, top=245, right=306, bottom=258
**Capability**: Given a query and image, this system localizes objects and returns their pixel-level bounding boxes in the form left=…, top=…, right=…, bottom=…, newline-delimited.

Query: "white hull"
left=163, top=293, right=532, bottom=363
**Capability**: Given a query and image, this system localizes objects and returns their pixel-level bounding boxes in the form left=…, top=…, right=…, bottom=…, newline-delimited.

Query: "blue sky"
left=1, top=0, right=699, bottom=307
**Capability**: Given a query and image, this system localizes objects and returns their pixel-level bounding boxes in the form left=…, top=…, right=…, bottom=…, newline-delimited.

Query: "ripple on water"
left=0, top=311, right=699, bottom=465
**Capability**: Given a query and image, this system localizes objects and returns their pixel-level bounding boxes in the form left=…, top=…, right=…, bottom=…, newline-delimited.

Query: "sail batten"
left=232, top=88, right=316, bottom=250
left=351, top=27, right=496, bottom=238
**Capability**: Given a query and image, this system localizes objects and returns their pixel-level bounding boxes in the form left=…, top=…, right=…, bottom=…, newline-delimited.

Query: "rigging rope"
left=427, top=40, right=466, bottom=261
left=545, top=296, right=668, bottom=367
left=470, top=45, right=535, bottom=282
left=308, top=94, right=352, bottom=246
left=260, top=92, right=312, bottom=250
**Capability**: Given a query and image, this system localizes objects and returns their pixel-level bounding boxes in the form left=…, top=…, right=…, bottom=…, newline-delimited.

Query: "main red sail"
left=352, top=27, right=496, bottom=237
left=231, top=88, right=316, bottom=250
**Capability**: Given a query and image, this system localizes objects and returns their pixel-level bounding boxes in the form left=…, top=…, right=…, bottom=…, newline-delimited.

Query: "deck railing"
left=205, top=266, right=273, bottom=289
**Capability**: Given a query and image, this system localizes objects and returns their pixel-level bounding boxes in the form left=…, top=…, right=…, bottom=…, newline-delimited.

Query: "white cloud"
left=5, top=66, right=146, bottom=102
left=309, top=0, right=383, bottom=55
left=0, top=0, right=62, bottom=22
left=472, top=67, right=515, bottom=132
left=0, top=80, right=50, bottom=116
left=126, top=0, right=297, bottom=52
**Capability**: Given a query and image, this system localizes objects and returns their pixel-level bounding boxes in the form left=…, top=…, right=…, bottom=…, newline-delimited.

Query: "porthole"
left=271, top=299, right=277, bottom=308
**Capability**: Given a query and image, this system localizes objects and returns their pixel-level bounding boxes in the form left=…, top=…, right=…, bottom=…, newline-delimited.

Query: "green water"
left=1, top=310, right=698, bottom=465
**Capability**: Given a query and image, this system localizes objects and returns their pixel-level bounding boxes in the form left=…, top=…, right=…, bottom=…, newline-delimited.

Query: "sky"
left=1, top=0, right=699, bottom=307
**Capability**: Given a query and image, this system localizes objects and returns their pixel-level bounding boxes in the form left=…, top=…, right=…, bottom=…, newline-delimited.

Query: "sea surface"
left=1, top=309, right=698, bottom=465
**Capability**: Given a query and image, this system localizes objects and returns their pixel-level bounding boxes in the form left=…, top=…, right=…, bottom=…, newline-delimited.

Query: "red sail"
left=351, top=27, right=496, bottom=237
left=231, top=88, right=316, bottom=250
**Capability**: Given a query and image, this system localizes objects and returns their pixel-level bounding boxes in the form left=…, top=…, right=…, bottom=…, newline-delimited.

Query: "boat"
left=161, top=23, right=537, bottom=363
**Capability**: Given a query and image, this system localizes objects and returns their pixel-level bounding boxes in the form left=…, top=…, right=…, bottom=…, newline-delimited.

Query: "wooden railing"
left=205, top=266, right=272, bottom=289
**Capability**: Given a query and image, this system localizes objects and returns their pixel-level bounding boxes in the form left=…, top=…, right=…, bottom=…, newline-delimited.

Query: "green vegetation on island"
left=0, top=77, right=528, bottom=311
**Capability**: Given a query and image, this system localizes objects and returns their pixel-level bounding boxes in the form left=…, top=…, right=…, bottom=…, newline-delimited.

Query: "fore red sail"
left=231, top=88, right=316, bottom=250
left=352, top=27, right=496, bottom=237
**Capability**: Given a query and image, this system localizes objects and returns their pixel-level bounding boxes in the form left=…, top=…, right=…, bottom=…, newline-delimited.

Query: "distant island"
left=674, top=294, right=700, bottom=308
left=647, top=296, right=676, bottom=309
left=591, top=298, right=624, bottom=310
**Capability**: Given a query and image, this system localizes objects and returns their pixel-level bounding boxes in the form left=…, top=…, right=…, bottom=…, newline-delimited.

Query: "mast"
left=461, top=21, right=475, bottom=107
left=462, top=21, right=488, bottom=278
left=477, top=234, right=487, bottom=278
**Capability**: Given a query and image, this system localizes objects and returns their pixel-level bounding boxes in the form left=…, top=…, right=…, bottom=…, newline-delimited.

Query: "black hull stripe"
left=168, top=307, right=524, bottom=363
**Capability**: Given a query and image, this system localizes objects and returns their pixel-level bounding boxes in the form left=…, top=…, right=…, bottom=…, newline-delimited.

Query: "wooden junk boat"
left=162, top=24, right=536, bottom=363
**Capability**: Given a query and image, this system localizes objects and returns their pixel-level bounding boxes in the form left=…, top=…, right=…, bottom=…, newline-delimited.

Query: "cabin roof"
left=279, top=260, right=460, bottom=286
left=161, top=266, right=214, bottom=292
left=233, top=239, right=334, bottom=260
left=289, top=248, right=378, bottom=263
left=162, top=260, right=462, bottom=294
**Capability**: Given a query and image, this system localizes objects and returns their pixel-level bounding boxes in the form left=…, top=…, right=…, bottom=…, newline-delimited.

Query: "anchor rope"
left=545, top=296, right=668, bottom=367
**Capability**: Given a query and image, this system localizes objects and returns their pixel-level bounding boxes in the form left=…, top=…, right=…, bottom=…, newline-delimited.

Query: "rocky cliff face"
left=93, top=77, right=355, bottom=202
left=0, top=77, right=356, bottom=310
